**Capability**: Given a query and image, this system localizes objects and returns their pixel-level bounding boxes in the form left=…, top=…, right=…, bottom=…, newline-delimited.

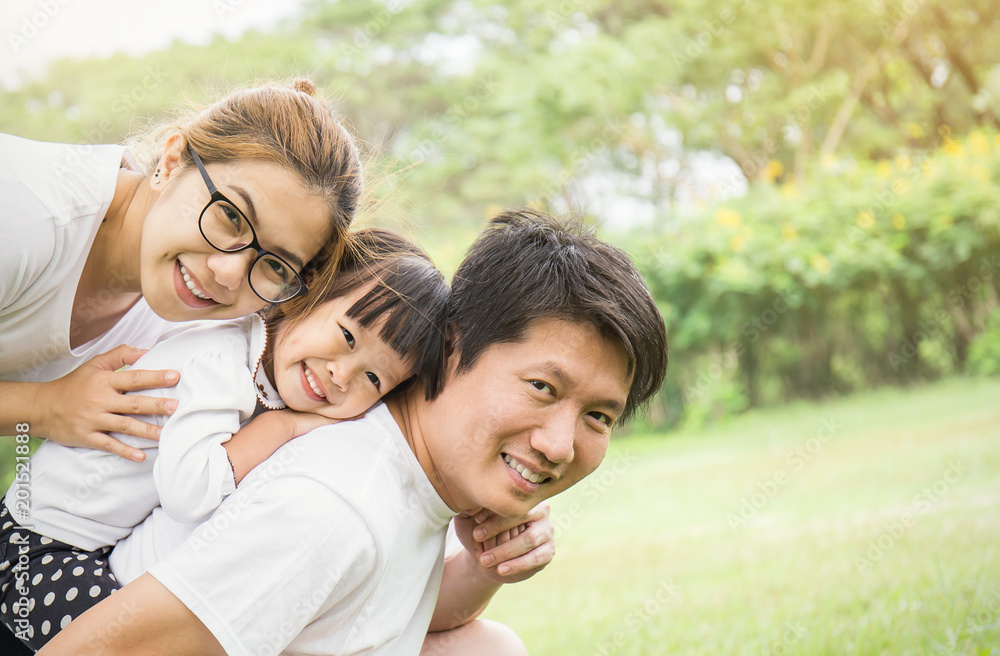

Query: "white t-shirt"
left=4, top=314, right=283, bottom=551
left=140, top=404, right=455, bottom=656
left=0, top=133, right=175, bottom=383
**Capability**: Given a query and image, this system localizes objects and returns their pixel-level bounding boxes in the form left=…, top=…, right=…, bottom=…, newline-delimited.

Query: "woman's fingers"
left=111, top=366, right=179, bottom=395
left=88, top=431, right=149, bottom=463
left=111, top=393, right=178, bottom=420
left=482, top=524, right=556, bottom=578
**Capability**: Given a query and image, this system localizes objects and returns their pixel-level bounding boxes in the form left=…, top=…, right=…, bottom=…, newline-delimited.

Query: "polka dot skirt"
left=0, top=505, right=121, bottom=651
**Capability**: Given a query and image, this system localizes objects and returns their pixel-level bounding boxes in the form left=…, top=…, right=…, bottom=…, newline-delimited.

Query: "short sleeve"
left=0, top=184, right=56, bottom=313
left=148, top=475, right=378, bottom=656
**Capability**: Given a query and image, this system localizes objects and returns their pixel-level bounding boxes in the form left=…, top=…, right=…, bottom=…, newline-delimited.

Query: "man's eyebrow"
left=539, top=362, right=626, bottom=415
left=228, top=184, right=305, bottom=270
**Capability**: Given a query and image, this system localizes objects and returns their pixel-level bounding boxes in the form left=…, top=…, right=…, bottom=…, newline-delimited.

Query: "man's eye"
left=530, top=380, right=553, bottom=395
left=342, top=327, right=355, bottom=349
left=366, top=372, right=381, bottom=389
left=588, top=412, right=612, bottom=427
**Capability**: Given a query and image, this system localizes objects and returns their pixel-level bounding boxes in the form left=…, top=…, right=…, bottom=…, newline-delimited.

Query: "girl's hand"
left=32, top=345, right=179, bottom=462
left=286, top=409, right=341, bottom=437
left=453, top=502, right=555, bottom=585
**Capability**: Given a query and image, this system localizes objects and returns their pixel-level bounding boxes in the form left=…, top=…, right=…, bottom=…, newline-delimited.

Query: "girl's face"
left=271, top=285, right=414, bottom=420
left=139, top=147, right=332, bottom=322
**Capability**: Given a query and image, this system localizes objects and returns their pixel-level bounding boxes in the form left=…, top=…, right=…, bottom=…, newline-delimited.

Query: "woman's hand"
left=31, top=344, right=179, bottom=462
left=453, top=502, right=555, bottom=585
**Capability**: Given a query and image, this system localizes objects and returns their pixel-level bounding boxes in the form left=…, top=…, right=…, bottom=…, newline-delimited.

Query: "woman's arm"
left=429, top=503, right=554, bottom=632
left=0, top=345, right=178, bottom=462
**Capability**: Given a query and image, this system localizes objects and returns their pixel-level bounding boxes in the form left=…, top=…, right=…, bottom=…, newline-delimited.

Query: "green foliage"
left=629, top=130, right=1000, bottom=425
left=967, top=310, right=1000, bottom=376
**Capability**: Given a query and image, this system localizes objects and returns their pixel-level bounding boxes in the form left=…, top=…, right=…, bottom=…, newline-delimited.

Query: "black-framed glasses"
left=189, top=147, right=307, bottom=304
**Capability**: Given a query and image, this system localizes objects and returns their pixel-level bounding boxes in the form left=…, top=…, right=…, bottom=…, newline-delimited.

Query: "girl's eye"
left=366, top=371, right=381, bottom=389
left=530, top=380, right=554, bottom=395
left=342, top=327, right=355, bottom=349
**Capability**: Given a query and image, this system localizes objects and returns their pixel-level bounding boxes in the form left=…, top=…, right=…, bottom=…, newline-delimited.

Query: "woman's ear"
left=149, top=131, right=188, bottom=192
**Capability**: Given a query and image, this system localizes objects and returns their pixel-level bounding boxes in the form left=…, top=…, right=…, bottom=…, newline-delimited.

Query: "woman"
left=0, top=78, right=363, bottom=461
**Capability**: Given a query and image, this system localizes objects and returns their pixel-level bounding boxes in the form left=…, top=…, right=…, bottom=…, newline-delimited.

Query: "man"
left=40, top=210, right=669, bottom=655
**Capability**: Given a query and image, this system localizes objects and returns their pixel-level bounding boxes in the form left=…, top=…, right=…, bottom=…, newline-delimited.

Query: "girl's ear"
left=149, top=131, right=188, bottom=192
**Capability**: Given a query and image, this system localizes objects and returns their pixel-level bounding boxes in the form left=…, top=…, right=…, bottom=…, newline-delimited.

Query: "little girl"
left=0, top=228, right=449, bottom=650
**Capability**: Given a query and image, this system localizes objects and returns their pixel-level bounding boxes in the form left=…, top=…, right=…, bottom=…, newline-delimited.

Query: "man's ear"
left=443, top=324, right=461, bottom=375
left=149, top=131, right=188, bottom=192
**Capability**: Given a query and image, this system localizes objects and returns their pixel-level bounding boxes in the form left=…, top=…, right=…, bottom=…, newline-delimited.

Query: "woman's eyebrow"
left=228, top=183, right=305, bottom=270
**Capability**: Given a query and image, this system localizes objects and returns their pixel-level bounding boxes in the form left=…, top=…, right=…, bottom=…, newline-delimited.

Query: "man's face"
left=423, top=318, right=631, bottom=518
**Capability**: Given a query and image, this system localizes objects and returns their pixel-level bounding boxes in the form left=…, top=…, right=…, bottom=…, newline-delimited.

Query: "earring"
left=154, top=168, right=161, bottom=178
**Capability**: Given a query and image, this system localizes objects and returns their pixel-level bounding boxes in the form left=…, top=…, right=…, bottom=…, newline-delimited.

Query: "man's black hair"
left=446, top=209, right=668, bottom=424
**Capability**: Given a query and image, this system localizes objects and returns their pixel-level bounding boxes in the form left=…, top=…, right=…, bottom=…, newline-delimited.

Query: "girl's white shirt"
left=4, top=313, right=283, bottom=551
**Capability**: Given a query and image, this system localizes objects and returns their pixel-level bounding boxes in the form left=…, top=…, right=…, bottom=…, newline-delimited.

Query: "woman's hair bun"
left=291, top=78, right=317, bottom=96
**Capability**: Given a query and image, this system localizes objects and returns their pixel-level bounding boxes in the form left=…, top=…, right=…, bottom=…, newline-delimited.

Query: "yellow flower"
left=811, top=254, right=831, bottom=275
left=780, top=183, right=797, bottom=198
left=765, top=160, right=784, bottom=182
left=876, top=161, right=893, bottom=179
left=856, top=211, right=875, bottom=228
left=894, top=155, right=911, bottom=171
left=892, top=214, right=906, bottom=230
left=716, top=208, right=742, bottom=228
left=968, top=130, right=990, bottom=156
left=907, top=122, right=924, bottom=139
left=729, top=235, right=746, bottom=252
left=781, top=225, right=798, bottom=241
left=943, top=140, right=964, bottom=157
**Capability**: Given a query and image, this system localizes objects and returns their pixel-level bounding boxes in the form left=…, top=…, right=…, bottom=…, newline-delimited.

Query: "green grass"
left=483, top=377, right=1000, bottom=655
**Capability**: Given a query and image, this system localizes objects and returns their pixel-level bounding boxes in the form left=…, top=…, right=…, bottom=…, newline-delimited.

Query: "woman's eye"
left=530, top=380, right=554, bottom=395
left=267, top=259, right=289, bottom=278
left=222, top=204, right=242, bottom=228
left=342, top=327, right=355, bottom=349
left=366, top=371, right=381, bottom=389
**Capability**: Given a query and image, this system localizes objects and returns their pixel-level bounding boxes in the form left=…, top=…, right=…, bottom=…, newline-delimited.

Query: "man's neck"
left=386, top=390, right=466, bottom=514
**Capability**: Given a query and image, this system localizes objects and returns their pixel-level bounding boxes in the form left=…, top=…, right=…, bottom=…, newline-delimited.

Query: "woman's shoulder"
left=0, top=133, right=125, bottom=221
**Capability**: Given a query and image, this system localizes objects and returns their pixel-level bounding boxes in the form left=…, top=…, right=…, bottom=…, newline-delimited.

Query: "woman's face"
left=139, top=156, right=332, bottom=322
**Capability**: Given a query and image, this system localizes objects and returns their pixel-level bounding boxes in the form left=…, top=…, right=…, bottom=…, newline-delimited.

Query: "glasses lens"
left=250, top=254, right=303, bottom=302
left=201, top=199, right=254, bottom=251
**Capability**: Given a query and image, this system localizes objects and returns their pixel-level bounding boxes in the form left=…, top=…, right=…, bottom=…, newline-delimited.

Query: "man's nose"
left=529, top=410, right=576, bottom=465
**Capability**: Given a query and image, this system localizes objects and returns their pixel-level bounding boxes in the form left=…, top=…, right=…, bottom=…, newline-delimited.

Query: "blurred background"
left=2, top=0, right=999, bottom=654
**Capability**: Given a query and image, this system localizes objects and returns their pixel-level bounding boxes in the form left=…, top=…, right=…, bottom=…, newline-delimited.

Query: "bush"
left=625, top=130, right=1000, bottom=428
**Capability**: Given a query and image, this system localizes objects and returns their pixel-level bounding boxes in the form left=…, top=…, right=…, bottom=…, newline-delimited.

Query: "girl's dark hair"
left=266, top=228, right=449, bottom=397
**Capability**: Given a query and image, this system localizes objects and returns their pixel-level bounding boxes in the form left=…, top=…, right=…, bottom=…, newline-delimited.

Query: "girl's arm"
left=0, top=345, right=178, bottom=462
left=429, top=503, right=554, bottom=632
left=223, top=410, right=337, bottom=484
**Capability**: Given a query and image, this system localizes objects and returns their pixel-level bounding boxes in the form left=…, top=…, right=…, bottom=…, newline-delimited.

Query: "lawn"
left=483, top=377, right=1000, bottom=656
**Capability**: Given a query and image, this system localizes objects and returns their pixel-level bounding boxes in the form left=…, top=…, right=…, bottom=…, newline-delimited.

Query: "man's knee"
left=421, top=619, right=529, bottom=656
